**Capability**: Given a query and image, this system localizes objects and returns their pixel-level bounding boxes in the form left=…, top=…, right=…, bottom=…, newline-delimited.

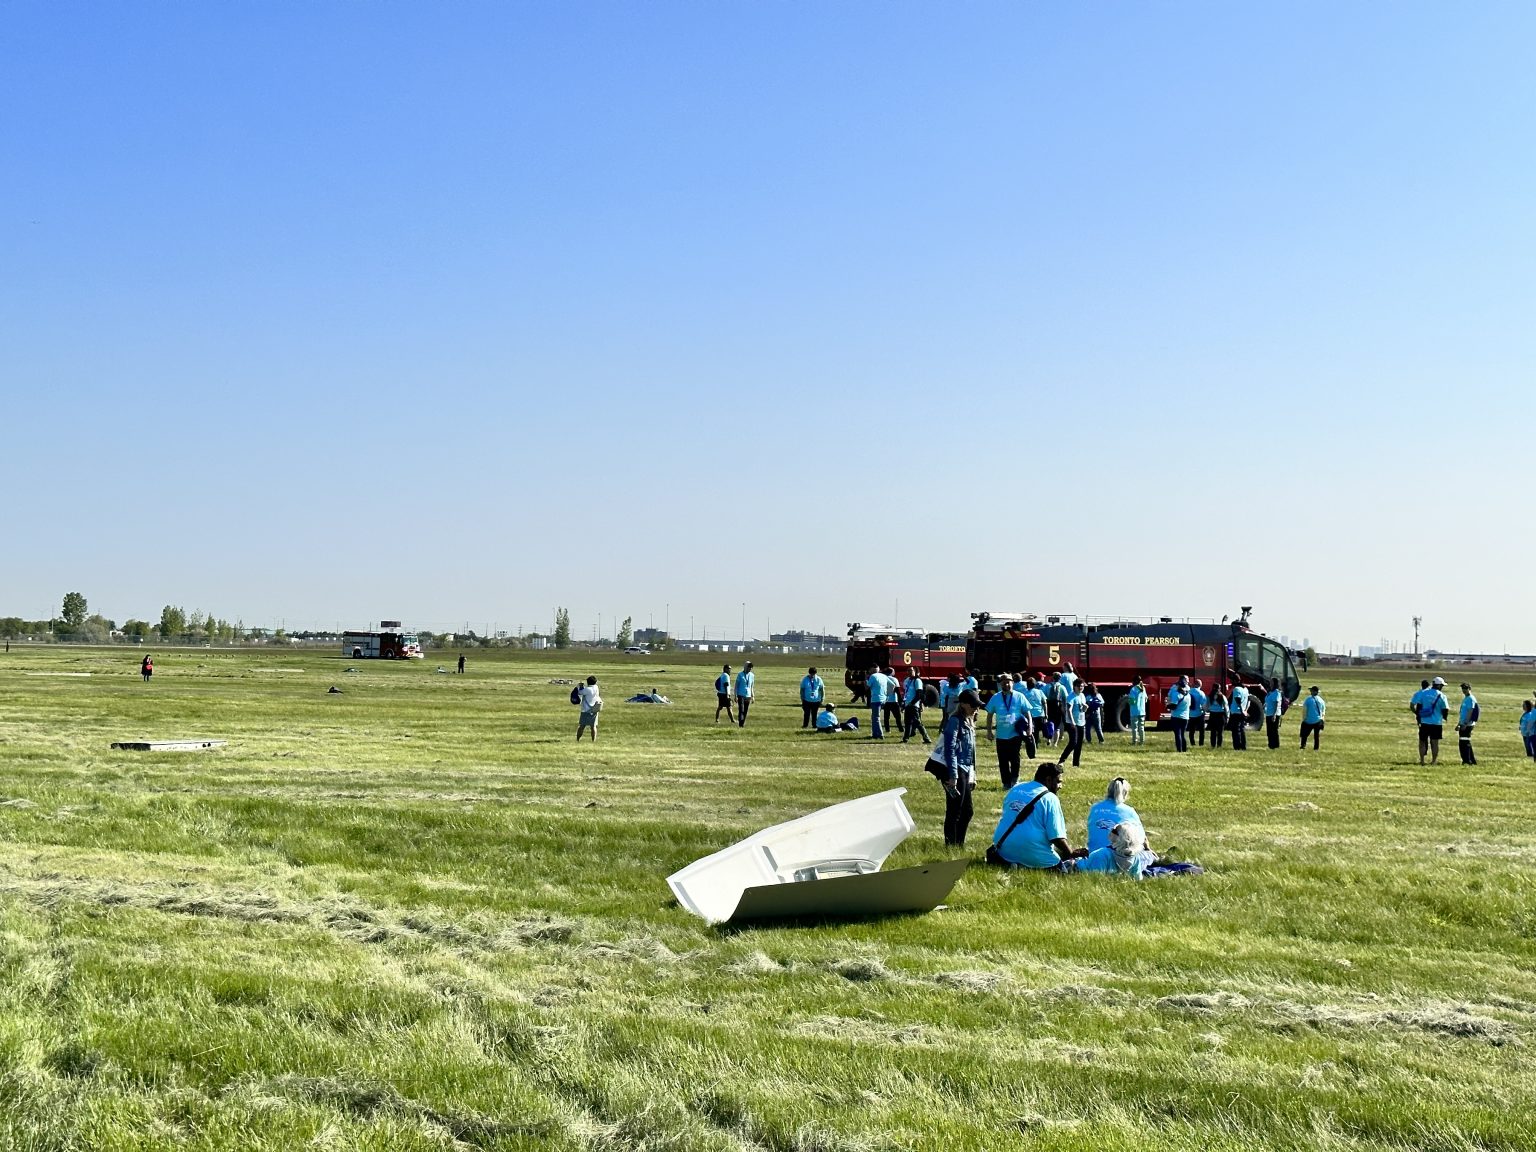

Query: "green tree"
left=617, top=616, right=634, bottom=648
left=60, top=592, right=88, bottom=629
left=159, top=605, right=186, bottom=640
left=553, top=608, right=571, bottom=649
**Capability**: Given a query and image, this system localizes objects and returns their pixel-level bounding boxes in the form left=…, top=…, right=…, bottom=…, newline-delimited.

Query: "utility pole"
left=741, top=602, right=746, bottom=642
left=1412, top=616, right=1422, bottom=656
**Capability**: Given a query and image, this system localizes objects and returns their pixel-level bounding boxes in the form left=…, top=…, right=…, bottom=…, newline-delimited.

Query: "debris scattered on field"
left=327, top=686, right=342, bottom=694
left=110, top=740, right=226, bottom=752
left=0, top=798, right=37, bottom=809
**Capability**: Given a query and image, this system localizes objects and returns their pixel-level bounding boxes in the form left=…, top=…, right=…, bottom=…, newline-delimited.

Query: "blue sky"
left=4, top=2, right=1534, bottom=652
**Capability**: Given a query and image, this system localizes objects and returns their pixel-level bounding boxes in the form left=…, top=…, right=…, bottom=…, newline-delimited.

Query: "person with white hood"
left=1073, top=821, right=1158, bottom=879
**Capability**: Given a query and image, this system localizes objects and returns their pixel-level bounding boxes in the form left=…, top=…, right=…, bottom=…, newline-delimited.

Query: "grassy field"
left=0, top=645, right=1533, bottom=1151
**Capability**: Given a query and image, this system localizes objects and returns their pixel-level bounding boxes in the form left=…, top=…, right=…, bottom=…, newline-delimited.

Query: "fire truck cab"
left=843, top=625, right=968, bottom=705
left=965, top=610, right=1300, bottom=730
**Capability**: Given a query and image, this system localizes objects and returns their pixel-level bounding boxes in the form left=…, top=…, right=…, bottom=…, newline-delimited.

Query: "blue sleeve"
left=1043, top=794, right=1066, bottom=841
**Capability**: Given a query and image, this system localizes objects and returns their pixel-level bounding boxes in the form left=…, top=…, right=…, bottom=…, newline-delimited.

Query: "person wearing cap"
left=734, top=662, right=755, bottom=728
left=1127, top=675, right=1148, bottom=745
left=985, top=674, right=1029, bottom=788
left=926, top=687, right=981, bottom=847
left=1519, top=700, right=1536, bottom=759
left=1415, top=677, right=1450, bottom=764
left=990, top=762, right=1088, bottom=869
left=1299, top=686, right=1326, bottom=750
left=1457, top=682, right=1479, bottom=766
left=1263, top=678, right=1285, bottom=749
left=1166, top=676, right=1192, bottom=752
left=1228, top=679, right=1250, bottom=750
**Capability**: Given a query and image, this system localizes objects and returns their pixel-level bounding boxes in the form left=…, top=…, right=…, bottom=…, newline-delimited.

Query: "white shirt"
left=579, top=683, right=602, bottom=710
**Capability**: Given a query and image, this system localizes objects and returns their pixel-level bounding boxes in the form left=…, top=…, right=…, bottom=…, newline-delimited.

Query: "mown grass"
left=0, top=644, right=1533, bottom=1150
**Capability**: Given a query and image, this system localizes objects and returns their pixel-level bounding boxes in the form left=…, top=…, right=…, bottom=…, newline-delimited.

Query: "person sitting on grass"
left=988, top=763, right=1087, bottom=869
left=1086, top=777, right=1145, bottom=854
left=815, top=703, right=860, bottom=732
left=1072, top=821, right=1157, bottom=879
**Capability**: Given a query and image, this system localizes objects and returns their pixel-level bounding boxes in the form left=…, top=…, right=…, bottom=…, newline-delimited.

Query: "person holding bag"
left=925, top=688, right=981, bottom=848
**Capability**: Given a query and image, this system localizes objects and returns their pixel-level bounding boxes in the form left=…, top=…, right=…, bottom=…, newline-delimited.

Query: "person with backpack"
left=1415, top=676, right=1450, bottom=764
left=575, top=676, right=602, bottom=742
left=1299, top=686, right=1326, bottom=750
left=1457, top=682, right=1479, bottom=765
left=713, top=665, right=733, bottom=724
left=734, top=662, right=755, bottom=728
left=988, top=762, right=1088, bottom=869
left=925, top=688, right=981, bottom=847
left=799, top=667, right=825, bottom=728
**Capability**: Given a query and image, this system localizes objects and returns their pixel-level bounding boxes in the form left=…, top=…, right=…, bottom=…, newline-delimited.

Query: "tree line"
left=0, top=593, right=246, bottom=644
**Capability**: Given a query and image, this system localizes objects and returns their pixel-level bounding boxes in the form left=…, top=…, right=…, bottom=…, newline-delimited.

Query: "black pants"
left=1231, top=713, right=1247, bottom=750
left=736, top=697, right=751, bottom=727
left=1458, top=724, right=1477, bottom=764
left=1172, top=718, right=1188, bottom=752
left=1209, top=713, right=1225, bottom=747
left=884, top=700, right=903, bottom=734
left=1266, top=716, right=1281, bottom=749
left=943, top=780, right=974, bottom=847
left=996, top=735, right=1022, bottom=788
left=1058, top=724, right=1084, bottom=766
left=1299, top=720, right=1323, bottom=749
left=904, top=704, right=930, bottom=744
left=1191, top=715, right=1206, bottom=745
left=802, top=701, right=819, bottom=728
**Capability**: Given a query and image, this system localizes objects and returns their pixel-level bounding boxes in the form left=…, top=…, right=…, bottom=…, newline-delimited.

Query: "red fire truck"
left=843, top=625, right=969, bottom=704
left=964, top=609, right=1301, bottom=729
left=343, top=621, right=423, bottom=660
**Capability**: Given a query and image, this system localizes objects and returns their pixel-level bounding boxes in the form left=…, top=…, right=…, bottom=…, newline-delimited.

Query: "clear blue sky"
left=5, top=2, right=1534, bottom=652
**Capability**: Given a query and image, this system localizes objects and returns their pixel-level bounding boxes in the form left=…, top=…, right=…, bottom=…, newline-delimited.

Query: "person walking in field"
left=1189, top=678, right=1208, bottom=746
left=1167, top=676, right=1192, bottom=752
left=1520, top=700, right=1536, bottom=759
left=1084, top=683, right=1105, bottom=744
left=799, top=667, right=825, bottom=728
left=1414, top=676, right=1449, bottom=764
left=1264, top=678, right=1284, bottom=749
left=140, top=655, right=153, bottom=683
left=1046, top=672, right=1068, bottom=747
left=938, top=672, right=963, bottom=724
left=714, top=664, right=733, bottom=724
left=1457, top=681, right=1479, bottom=765
left=1299, top=685, right=1326, bottom=750
left=1207, top=683, right=1228, bottom=748
left=925, top=688, right=981, bottom=848
left=901, top=668, right=931, bottom=745
left=985, top=674, right=1028, bottom=788
left=1229, top=680, right=1250, bottom=750
left=734, top=662, right=755, bottom=728
left=576, top=676, right=602, bottom=741
left=865, top=664, right=892, bottom=738
left=1020, top=676, right=1045, bottom=759
left=457, top=653, right=466, bottom=674
left=1127, top=675, right=1148, bottom=745
left=1058, top=679, right=1088, bottom=767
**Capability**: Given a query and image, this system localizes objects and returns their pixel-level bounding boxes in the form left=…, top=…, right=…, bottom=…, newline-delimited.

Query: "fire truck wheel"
left=924, top=685, right=941, bottom=707
left=1110, top=693, right=1131, bottom=733
left=1244, top=696, right=1265, bottom=730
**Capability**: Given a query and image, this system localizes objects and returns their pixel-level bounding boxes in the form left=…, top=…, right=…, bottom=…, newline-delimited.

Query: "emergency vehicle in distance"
left=843, top=625, right=969, bottom=704
left=964, top=607, right=1301, bottom=730
left=342, top=621, right=423, bottom=660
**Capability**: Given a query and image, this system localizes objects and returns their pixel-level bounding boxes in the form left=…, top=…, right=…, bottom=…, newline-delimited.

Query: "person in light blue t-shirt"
left=1058, top=684, right=1088, bottom=767
left=1167, top=676, right=1192, bottom=753
left=985, top=676, right=1030, bottom=788
left=1021, top=677, right=1046, bottom=759
left=1520, top=700, right=1536, bottom=759
left=1072, top=821, right=1156, bottom=879
left=1228, top=681, right=1250, bottom=751
left=1457, top=682, right=1479, bottom=766
left=866, top=666, right=892, bottom=739
left=1414, top=677, right=1449, bottom=764
left=1085, top=776, right=1145, bottom=853
left=1127, top=676, right=1148, bottom=746
left=1299, top=686, right=1326, bottom=750
left=1189, top=679, right=1208, bottom=747
left=714, top=665, right=734, bottom=725
left=734, top=662, right=755, bottom=728
left=1263, top=679, right=1284, bottom=750
left=799, top=667, right=825, bottom=729
left=990, top=763, right=1086, bottom=869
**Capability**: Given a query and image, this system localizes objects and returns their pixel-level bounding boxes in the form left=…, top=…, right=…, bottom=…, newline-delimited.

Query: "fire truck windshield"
left=1236, top=635, right=1300, bottom=702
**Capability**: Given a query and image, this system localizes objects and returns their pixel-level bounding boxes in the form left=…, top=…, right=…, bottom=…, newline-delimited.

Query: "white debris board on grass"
left=110, top=740, right=227, bottom=752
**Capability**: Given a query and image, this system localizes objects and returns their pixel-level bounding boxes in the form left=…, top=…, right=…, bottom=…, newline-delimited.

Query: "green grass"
left=0, top=644, right=1533, bottom=1150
